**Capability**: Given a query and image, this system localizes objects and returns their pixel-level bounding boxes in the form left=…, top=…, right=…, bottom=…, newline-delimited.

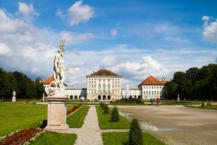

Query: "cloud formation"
left=202, top=16, right=217, bottom=43
left=18, top=2, right=39, bottom=22
left=61, top=31, right=95, bottom=45
left=110, top=29, right=118, bottom=37
left=57, top=0, right=94, bottom=26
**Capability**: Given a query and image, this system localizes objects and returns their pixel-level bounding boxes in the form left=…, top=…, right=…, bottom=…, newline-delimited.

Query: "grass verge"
left=96, top=106, right=130, bottom=129
left=67, top=106, right=90, bottom=128
left=0, top=103, right=47, bottom=137
left=30, top=131, right=77, bottom=145
left=186, top=105, right=217, bottom=110
left=102, top=132, right=165, bottom=145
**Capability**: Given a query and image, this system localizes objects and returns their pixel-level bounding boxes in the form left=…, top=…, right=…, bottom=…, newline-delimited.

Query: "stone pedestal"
left=45, top=97, right=69, bottom=130
left=12, top=97, right=16, bottom=102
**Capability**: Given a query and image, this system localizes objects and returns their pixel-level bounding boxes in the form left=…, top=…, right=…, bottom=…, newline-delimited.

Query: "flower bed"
left=0, top=128, right=43, bottom=145
left=66, top=104, right=82, bottom=115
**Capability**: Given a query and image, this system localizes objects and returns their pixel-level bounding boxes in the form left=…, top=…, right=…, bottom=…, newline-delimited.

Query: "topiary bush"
left=103, top=104, right=109, bottom=114
left=100, top=102, right=105, bottom=109
left=129, top=118, right=143, bottom=145
left=111, top=106, right=119, bottom=122
left=201, top=101, right=205, bottom=107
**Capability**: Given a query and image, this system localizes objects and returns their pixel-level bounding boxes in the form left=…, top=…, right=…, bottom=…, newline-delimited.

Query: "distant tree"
left=0, top=67, right=46, bottom=99
left=162, top=64, right=217, bottom=101
left=34, top=77, right=46, bottom=99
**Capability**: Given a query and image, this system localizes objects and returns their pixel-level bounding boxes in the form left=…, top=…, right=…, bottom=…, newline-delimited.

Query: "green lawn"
left=102, top=132, right=165, bottom=145
left=30, top=131, right=77, bottom=145
left=186, top=105, right=217, bottom=110
left=67, top=106, right=90, bottom=128
left=0, top=103, right=47, bottom=137
left=96, top=106, right=130, bottom=129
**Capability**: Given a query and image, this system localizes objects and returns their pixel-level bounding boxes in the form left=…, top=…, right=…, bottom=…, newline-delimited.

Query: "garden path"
left=73, top=106, right=103, bottom=145
left=50, top=105, right=129, bottom=145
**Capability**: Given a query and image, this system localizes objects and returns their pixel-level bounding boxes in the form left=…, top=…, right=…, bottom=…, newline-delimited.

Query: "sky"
left=0, top=0, right=217, bottom=88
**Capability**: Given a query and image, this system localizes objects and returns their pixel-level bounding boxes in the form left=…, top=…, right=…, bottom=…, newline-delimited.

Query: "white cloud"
left=0, top=42, right=11, bottom=56
left=60, top=31, right=95, bottom=44
left=110, top=29, right=118, bottom=37
left=164, top=36, right=189, bottom=43
left=57, top=0, right=94, bottom=26
left=18, top=2, right=39, bottom=22
left=101, top=56, right=116, bottom=67
left=0, top=9, right=56, bottom=77
left=202, top=16, right=217, bottom=43
left=202, top=16, right=210, bottom=21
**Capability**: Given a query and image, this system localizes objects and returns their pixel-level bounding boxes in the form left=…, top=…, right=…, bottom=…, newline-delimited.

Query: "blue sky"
left=0, top=0, right=217, bottom=87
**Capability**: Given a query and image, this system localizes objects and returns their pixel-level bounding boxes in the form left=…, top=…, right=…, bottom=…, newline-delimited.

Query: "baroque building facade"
left=43, top=69, right=166, bottom=101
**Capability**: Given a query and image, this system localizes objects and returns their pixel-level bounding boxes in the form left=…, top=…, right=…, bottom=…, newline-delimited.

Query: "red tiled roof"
left=42, top=76, right=53, bottom=84
left=88, top=69, right=120, bottom=77
left=161, top=80, right=167, bottom=84
left=139, top=75, right=163, bottom=86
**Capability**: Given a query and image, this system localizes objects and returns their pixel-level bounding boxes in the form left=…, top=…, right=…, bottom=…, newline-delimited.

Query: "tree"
left=162, top=64, right=217, bottom=101
left=129, top=118, right=143, bottom=145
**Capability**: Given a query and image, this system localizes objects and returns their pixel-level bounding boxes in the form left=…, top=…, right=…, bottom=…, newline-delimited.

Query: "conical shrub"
left=103, top=104, right=109, bottom=114
left=129, top=118, right=143, bottom=145
left=111, top=106, right=119, bottom=122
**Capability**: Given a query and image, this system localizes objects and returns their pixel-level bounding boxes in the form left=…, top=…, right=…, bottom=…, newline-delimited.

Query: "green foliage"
left=163, top=64, right=217, bottom=101
left=96, top=106, right=130, bottom=129
left=207, top=101, right=211, bottom=106
left=100, top=102, right=105, bottom=109
left=0, top=103, right=47, bottom=137
left=103, top=104, right=109, bottom=114
left=201, top=101, right=205, bottom=107
left=102, top=132, right=165, bottom=145
left=111, top=107, right=119, bottom=122
left=0, top=67, right=46, bottom=99
left=30, top=131, right=77, bottom=145
left=67, top=106, right=90, bottom=128
left=129, top=118, right=143, bottom=145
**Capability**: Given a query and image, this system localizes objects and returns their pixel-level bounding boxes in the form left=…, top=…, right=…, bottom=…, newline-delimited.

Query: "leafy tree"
left=0, top=67, right=46, bottom=99
left=162, top=64, right=217, bottom=101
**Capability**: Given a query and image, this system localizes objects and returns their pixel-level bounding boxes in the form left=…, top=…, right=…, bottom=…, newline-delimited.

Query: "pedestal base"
left=12, top=97, right=16, bottom=102
left=45, top=97, right=69, bottom=130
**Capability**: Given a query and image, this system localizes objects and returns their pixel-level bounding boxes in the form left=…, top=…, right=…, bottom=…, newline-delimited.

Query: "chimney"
left=162, top=78, right=166, bottom=82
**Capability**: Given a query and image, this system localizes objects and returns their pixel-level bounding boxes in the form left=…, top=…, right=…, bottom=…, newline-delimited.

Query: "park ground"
left=118, top=105, right=217, bottom=145
left=1, top=101, right=217, bottom=145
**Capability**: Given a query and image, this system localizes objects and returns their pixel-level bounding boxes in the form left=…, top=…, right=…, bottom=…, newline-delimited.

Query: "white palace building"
left=43, top=69, right=166, bottom=101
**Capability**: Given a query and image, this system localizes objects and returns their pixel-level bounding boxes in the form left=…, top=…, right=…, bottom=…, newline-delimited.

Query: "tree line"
left=163, top=64, right=217, bottom=101
left=0, top=67, right=45, bottom=99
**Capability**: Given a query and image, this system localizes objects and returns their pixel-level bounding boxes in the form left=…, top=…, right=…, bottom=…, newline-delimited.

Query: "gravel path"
left=49, top=106, right=130, bottom=145
left=73, top=106, right=103, bottom=145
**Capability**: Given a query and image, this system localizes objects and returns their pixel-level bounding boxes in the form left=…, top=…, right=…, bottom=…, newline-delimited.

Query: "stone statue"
left=48, top=40, right=66, bottom=97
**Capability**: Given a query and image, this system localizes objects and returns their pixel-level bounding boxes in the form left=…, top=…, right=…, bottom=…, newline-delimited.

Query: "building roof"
left=161, top=80, right=167, bottom=85
left=88, top=69, right=120, bottom=77
left=42, top=76, right=53, bottom=84
left=139, top=75, right=164, bottom=86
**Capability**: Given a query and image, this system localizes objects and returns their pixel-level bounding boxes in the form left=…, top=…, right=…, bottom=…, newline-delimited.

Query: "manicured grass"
left=0, top=103, right=47, bottom=137
left=96, top=106, right=130, bottom=129
left=186, top=105, right=217, bottom=110
left=67, top=106, right=90, bottom=128
left=102, top=132, right=165, bottom=145
left=30, top=131, right=77, bottom=145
